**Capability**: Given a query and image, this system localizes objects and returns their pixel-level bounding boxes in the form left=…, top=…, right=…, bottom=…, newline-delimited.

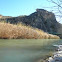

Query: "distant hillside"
left=0, top=15, right=2, bottom=18
left=0, top=22, right=60, bottom=39
left=0, top=15, right=12, bottom=22
left=6, top=9, right=59, bottom=33
left=0, top=9, right=62, bottom=38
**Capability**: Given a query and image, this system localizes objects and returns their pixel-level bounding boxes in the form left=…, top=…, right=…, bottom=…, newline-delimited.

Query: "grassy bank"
left=0, top=22, right=60, bottom=39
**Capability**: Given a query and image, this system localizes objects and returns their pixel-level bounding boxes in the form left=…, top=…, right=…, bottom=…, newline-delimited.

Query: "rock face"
left=0, top=9, right=62, bottom=37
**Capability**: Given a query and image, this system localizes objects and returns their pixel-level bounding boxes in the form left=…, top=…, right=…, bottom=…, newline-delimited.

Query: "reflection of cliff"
left=0, top=9, right=62, bottom=38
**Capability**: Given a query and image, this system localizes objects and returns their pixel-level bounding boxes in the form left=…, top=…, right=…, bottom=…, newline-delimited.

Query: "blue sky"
left=0, top=0, right=62, bottom=23
left=0, top=0, right=54, bottom=16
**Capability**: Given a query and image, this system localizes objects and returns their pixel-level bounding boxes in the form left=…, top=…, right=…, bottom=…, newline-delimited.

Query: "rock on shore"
left=48, top=45, right=62, bottom=62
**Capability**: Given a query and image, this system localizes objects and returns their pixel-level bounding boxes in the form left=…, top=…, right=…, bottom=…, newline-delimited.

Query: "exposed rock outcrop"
left=0, top=9, right=62, bottom=38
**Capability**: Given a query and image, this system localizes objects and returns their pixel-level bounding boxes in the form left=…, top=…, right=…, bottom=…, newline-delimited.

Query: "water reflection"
left=0, top=39, right=60, bottom=62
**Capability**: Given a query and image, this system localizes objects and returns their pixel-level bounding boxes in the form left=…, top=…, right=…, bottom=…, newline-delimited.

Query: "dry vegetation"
left=0, top=22, right=60, bottom=39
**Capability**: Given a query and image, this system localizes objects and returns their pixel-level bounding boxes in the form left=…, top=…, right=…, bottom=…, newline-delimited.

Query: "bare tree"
left=47, top=0, right=62, bottom=22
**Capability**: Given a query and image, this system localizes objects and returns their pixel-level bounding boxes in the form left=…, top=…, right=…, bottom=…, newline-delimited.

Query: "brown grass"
left=0, top=22, right=60, bottom=39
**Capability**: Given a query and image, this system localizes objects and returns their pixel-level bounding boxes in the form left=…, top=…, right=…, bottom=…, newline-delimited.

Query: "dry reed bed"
left=0, top=22, right=60, bottom=39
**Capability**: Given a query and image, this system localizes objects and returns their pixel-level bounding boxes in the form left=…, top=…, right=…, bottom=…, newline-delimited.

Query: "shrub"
left=0, top=22, right=60, bottom=39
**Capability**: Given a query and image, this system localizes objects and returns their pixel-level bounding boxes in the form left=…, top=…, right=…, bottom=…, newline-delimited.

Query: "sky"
left=0, top=0, right=54, bottom=16
left=0, top=0, right=62, bottom=23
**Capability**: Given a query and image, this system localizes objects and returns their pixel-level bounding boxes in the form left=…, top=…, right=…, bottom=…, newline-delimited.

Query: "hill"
left=0, top=9, right=62, bottom=38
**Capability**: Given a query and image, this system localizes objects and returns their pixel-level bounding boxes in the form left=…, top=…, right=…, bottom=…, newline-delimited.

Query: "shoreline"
left=34, top=53, right=53, bottom=62
left=48, top=45, right=62, bottom=62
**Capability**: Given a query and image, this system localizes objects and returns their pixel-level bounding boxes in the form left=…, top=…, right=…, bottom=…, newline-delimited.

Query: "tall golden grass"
left=0, top=22, right=60, bottom=39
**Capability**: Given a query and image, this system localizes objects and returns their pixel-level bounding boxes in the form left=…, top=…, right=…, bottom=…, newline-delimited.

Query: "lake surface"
left=0, top=39, right=61, bottom=62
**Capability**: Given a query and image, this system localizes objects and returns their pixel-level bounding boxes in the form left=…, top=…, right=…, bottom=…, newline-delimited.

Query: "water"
left=0, top=39, right=61, bottom=62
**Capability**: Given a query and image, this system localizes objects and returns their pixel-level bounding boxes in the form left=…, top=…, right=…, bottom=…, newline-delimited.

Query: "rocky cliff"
left=0, top=9, right=62, bottom=37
